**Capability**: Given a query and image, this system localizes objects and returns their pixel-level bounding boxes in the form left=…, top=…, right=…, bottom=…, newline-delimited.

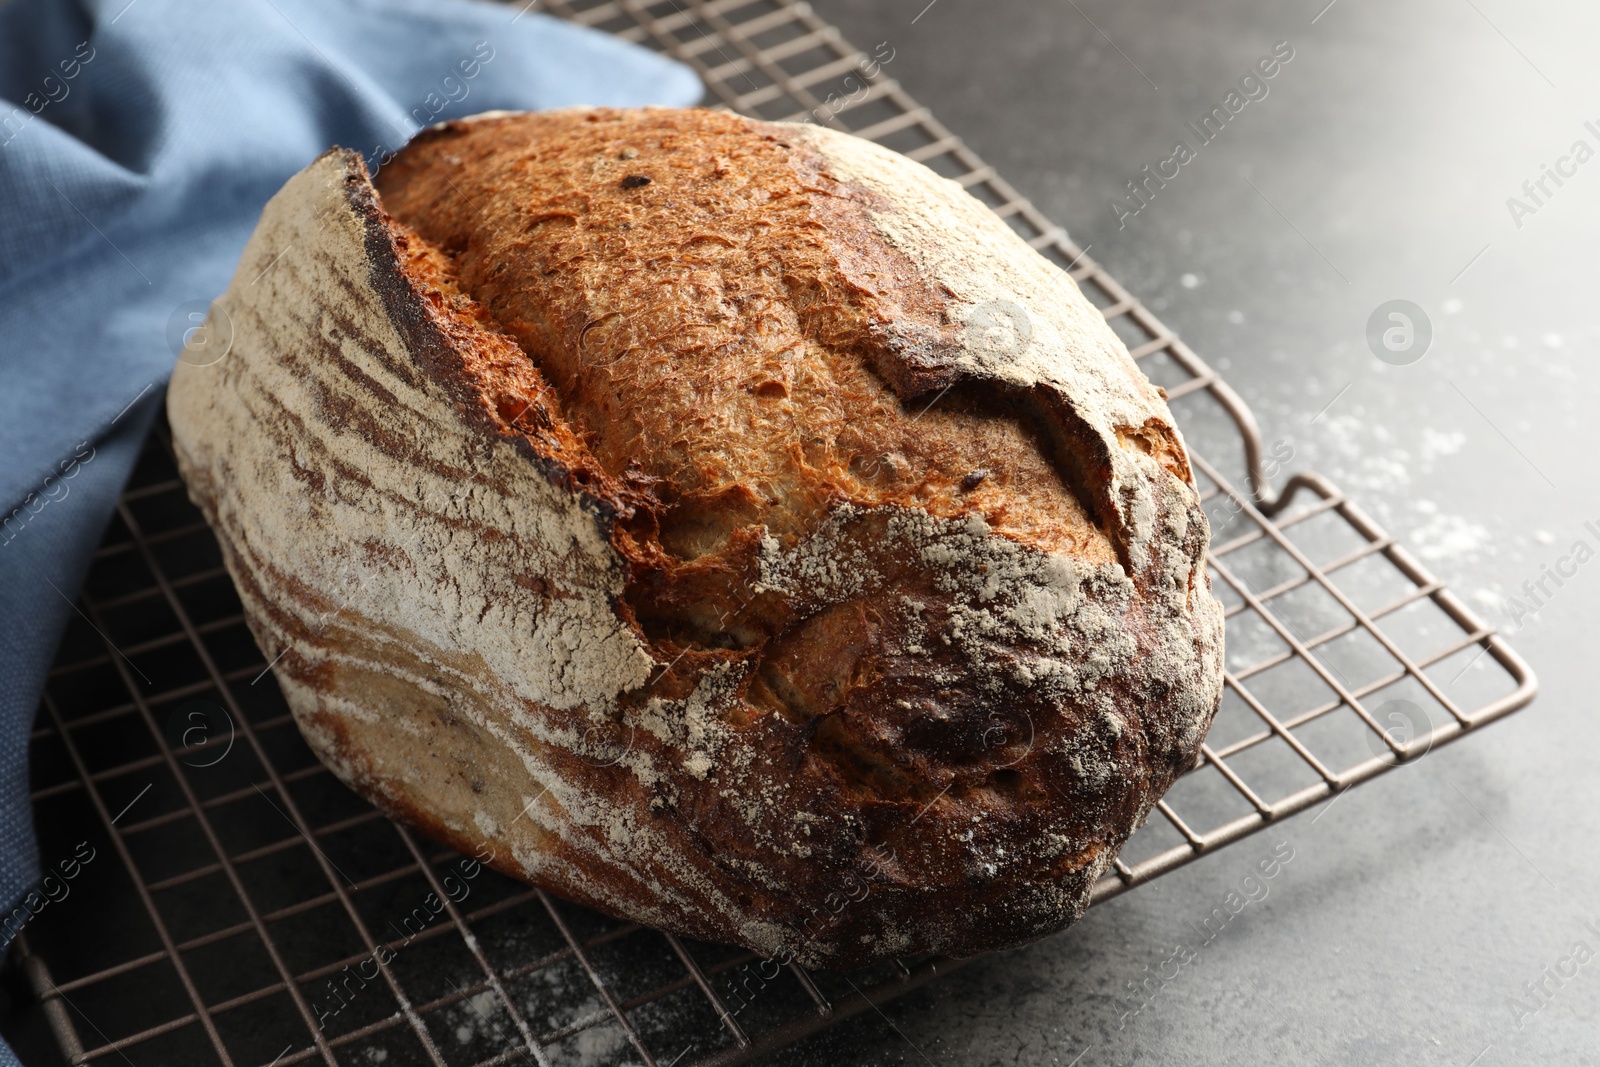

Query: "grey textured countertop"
left=783, top=1, right=1600, bottom=1064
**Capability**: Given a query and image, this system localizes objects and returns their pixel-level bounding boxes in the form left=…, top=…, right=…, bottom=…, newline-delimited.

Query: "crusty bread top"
left=375, top=109, right=1189, bottom=569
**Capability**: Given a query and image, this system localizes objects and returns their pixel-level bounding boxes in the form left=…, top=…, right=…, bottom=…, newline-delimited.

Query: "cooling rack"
left=7, top=1, right=1537, bottom=1065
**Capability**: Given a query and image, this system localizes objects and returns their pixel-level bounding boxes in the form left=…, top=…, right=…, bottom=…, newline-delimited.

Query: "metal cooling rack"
left=7, top=1, right=1537, bottom=1065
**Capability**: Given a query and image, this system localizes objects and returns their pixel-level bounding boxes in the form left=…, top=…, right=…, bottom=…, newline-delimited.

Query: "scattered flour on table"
left=452, top=990, right=500, bottom=1045
left=1407, top=502, right=1492, bottom=563
left=438, top=947, right=670, bottom=1066
left=562, top=1025, right=633, bottom=1067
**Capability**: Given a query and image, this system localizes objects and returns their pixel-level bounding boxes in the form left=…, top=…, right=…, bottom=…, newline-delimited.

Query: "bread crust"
left=167, top=108, right=1224, bottom=968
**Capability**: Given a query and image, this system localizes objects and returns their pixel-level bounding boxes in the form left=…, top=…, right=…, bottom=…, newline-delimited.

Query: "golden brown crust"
left=375, top=108, right=1113, bottom=564
left=168, top=109, right=1225, bottom=969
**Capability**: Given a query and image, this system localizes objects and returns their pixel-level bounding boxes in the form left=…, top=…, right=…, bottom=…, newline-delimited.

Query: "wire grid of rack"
left=9, top=1, right=1537, bottom=1065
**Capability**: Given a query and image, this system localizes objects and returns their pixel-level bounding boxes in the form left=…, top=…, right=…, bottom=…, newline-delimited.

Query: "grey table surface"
left=774, top=1, right=1600, bottom=1065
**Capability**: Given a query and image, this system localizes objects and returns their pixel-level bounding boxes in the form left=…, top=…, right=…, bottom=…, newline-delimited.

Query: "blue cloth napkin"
left=0, top=0, right=698, bottom=1055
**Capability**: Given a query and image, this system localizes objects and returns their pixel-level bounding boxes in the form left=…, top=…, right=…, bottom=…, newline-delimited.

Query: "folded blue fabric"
left=0, top=0, right=698, bottom=1055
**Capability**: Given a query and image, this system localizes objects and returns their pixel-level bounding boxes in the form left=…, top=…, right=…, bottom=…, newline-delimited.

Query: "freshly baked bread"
left=167, top=108, right=1223, bottom=968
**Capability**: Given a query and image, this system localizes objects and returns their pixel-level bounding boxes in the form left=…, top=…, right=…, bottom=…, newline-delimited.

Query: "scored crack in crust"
left=167, top=107, right=1225, bottom=968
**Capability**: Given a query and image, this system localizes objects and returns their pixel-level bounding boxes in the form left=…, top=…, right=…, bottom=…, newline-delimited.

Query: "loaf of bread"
left=167, top=108, right=1223, bottom=968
